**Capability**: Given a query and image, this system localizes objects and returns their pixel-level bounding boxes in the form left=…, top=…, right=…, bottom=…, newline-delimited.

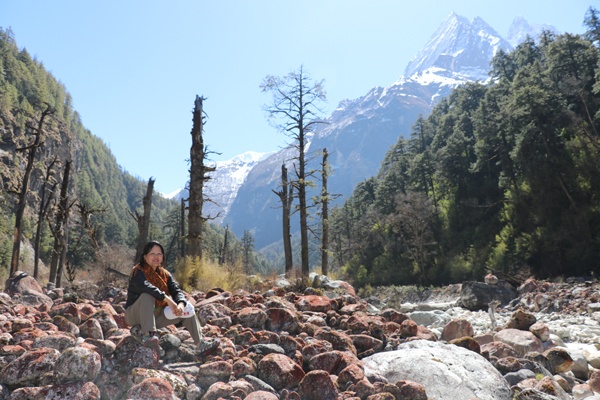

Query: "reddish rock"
left=493, top=356, right=522, bottom=374
left=450, top=336, right=480, bottom=354
left=11, top=318, right=34, bottom=333
left=295, top=295, right=335, bottom=313
left=298, top=370, right=339, bottom=400
left=588, top=370, right=600, bottom=394
left=518, top=278, right=539, bottom=294
left=338, top=363, right=365, bottom=387
left=480, top=341, right=519, bottom=359
left=0, top=344, right=26, bottom=357
left=257, top=353, right=305, bottom=391
left=505, top=309, right=536, bottom=331
left=400, top=319, right=418, bottom=338
left=415, top=325, right=437, bottom=341
left=493, top=329, right=543, bottom=356
left=38, top=381, right=101, bottom=400
left=382, top=321, right=402, bottom=335
left=543, top=347, right=574, bottom=373
left=233, top=356, right=257, bottom=378
left=52, top=315, right=79, bottom=336
left=441, top=318, right=474, bottom=342
left=245, top=390, right=279, bottom=399
left=354, top=378, right=376, bottom=399
left=33, top=332, right=77, bottom=352
left=197, top=360, right=233, bottom=389
left=5, top=272, right=44, bottom=297
left=77, top=303, right=98, bottom=320
left=307, top=350, right=358, bottom=375
left=301, top=339, right=333, bottom=362
left=126, top=377, right=174, bottom=400
left=380, top=309, right=409, bottom=324
left=79, top=318, right=104, bottom=340
left=351, top=334, right=383, bottom=354
left=339, top=303, right=367, bottom=315
left=0, top=347, right=61, bottom=388
left=315, top=328, right=357, bottom=355
left=89, top=310, right=119, bottom=337
left=529, top=321, right=550, bottom=342
left=236, top=307, right=268, bottom=330
left=347, top=314, right=370, bottom=333
left=366, top=392, right=395, bottom=399
left=49, top=303, right=82, bottom=325
left=396, top=380, right=428, bottom=400
left=54, top=345, right=102, bottom=383
left=265, top=308, right=300, bottom=334
left=113, top=335, right=159, bottom=370
left=13, top=327, right=47, bottom=343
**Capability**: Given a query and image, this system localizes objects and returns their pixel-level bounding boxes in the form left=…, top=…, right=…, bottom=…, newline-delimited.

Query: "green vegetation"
left=331, top=9, right=600, bottom=287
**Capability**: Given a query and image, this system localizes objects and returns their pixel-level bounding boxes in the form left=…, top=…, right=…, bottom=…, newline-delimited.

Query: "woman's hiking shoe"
left=130, top=324, right=143, bottom=338
left=141, top=333, right=160, bottom=349
left=196, top=337, right=219, bottom=356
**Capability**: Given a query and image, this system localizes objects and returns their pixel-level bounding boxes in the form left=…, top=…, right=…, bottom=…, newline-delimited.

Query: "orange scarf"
left=131, top=263, right=170, bottom=309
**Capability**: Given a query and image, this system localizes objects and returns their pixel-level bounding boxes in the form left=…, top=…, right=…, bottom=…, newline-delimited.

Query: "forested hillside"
left=0, top=28, right=184, bottom=280
left=331, top=13, right=600, bottom=287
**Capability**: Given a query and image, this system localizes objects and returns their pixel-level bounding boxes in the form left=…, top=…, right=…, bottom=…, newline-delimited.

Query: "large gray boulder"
left=460, top=280, right=516, bottom=311
left=362, top=340, right=512, bottom=400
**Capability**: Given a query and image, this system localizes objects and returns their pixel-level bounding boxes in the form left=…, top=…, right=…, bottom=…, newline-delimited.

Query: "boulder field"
left=0, top=271, right=599, bottom=399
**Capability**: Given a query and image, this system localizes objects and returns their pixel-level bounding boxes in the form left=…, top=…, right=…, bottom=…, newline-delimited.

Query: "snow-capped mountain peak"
left=506, top=16, right=558, bottom=47
left=403, top=12, right=512, bottom=80
left=166, top=150, right=272, bottom=223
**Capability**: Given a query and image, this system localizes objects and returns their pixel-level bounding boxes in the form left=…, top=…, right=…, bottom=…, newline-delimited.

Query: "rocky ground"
left=0, top=271, right=599, bottom=399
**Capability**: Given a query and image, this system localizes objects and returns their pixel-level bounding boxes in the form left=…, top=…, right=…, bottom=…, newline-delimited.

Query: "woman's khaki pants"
left=125, top=293, right=202, bottom=344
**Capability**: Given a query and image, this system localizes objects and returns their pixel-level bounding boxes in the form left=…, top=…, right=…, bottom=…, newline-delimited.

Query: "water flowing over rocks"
left=0, top=271, right=599, bottom=399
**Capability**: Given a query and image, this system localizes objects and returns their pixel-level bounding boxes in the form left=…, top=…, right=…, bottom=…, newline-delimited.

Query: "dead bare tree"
left=130, top=177, right=155, bottom=262
left=10, top=105, right=54, bottom=275
left=187, top=95, right=216, bottom=259
left=48, top=160, right=73, bottom=287
left=261, top=66, right=326, bottom=277
left=180, top=198, right=186, bottom=257
left=272, top=163, right=294, bottom=275
left=320, top=149, right=331, bottom=276
left=33, top=155, right=60, bottom=279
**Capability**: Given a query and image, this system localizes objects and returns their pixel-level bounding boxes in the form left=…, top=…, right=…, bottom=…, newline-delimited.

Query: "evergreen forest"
left=330, top=12, right=600, bottom=287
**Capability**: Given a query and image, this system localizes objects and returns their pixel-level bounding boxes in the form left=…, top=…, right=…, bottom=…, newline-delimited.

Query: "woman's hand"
left=166, top=297, right=183, bottom=316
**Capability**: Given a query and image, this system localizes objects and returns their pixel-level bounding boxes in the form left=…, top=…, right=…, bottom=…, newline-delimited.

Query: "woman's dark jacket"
left=125, top=267, right=186, bottom=309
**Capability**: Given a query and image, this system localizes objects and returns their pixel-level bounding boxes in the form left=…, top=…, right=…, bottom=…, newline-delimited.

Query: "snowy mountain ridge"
left=165, top=150, right=272, bottom=223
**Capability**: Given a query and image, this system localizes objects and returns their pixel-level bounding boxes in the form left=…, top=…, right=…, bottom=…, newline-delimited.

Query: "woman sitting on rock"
left=124, top=240, right=218, bottom=355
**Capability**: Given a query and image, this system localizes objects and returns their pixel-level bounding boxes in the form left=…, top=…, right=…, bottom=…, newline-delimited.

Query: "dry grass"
left=73, top=244, right=134, bottom=290
left=175, top=256, right=248, bottom=293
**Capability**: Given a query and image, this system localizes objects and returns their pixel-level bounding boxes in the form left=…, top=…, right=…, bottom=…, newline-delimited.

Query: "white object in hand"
left=164, top=302, right=195, bottom=319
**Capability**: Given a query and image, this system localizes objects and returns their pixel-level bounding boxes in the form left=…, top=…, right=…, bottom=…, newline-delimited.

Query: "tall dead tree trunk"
left=49, top=160, right=72, bottom=287
left=180, top=197, right=186, bottom=258
left=218, top=225, right=230, bottom=265
left=132, top=177, right=155, bottom=262
left=10, top=106, right=53, bottom=276
left=34, top=156, right=59, bottom=279
left=321, top=149, right=330, bottom=276
left=272, top=163, right=294, bottom=275
left=187, top=95, right=215, bottom=259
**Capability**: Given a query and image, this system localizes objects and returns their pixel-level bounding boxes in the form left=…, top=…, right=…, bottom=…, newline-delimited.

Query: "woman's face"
left=144, top=245, right=163, bottom=269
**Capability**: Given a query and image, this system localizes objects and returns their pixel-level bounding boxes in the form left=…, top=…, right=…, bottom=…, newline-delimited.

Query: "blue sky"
left=0, top=1, right=593, bottom=194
